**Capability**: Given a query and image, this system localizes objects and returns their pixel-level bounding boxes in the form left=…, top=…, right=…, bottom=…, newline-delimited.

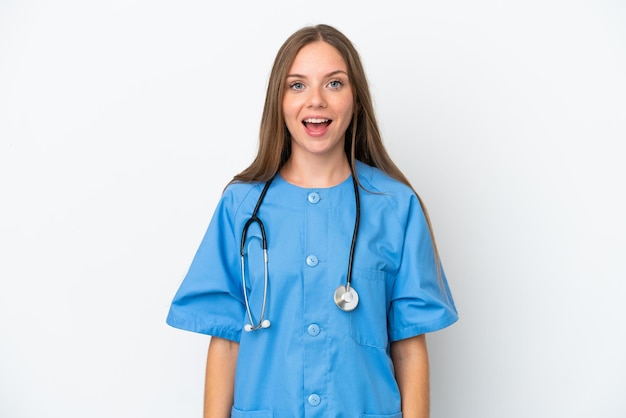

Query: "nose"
left=307, top=86, right=326, bottom=108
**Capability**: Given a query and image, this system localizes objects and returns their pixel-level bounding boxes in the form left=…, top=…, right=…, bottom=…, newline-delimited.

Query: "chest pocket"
left=349, top=268, right=391, bottom=349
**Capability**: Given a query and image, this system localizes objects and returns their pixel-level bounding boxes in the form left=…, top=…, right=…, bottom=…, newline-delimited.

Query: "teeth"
left=304, top=118, right=328, bottom=123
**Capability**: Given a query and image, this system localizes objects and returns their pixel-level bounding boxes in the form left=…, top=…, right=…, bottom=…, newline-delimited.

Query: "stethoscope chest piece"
left=334, top=284, right=359, bottom=311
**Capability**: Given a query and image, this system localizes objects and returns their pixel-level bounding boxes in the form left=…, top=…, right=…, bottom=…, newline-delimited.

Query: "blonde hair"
left=231, top=24, right=443, bottom=273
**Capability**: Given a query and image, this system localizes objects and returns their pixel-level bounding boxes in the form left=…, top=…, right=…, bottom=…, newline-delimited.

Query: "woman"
left=167, top=24, right=458, bottom=418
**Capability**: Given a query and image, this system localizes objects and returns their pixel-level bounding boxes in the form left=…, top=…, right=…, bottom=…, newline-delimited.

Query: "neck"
left=280, top=153, right=351, bottom=188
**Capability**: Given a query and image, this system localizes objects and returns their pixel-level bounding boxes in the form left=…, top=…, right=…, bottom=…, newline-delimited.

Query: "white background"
left=1, top=1, right=625, bottom=417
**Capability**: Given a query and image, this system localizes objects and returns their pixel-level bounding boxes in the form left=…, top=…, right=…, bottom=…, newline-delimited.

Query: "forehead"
left=288, top=41, right=347, bottom=73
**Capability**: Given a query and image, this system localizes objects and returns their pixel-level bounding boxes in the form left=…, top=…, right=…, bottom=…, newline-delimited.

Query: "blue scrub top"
left=167, top=161, right=458, bottom=417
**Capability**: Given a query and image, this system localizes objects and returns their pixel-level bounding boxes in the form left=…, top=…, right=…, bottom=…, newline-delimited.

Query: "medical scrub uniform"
left=167, top=161, right=458, bottom=417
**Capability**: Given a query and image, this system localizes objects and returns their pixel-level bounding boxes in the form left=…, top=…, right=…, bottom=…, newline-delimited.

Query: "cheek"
left=281, top=103, right=299, bottom=136
left=337, top=93, right=354, bottom=116
left=282, top=97, right=299, bottom=121
left=340, top=100, right=355, bottom=122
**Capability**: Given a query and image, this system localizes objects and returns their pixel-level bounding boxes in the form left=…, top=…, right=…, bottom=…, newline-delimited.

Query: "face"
left=282, top=41, right=354, bottom=161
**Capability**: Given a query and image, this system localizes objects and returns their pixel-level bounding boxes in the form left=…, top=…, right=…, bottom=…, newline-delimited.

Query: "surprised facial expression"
left=282, top=41, right=354, bottom=160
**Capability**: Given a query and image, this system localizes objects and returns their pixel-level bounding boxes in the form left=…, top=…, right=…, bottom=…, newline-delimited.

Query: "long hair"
left=231, top=24, right=443, bottom=272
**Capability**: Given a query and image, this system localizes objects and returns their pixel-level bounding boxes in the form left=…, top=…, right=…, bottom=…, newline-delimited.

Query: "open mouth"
left=303, top=118, right=332, bottom=131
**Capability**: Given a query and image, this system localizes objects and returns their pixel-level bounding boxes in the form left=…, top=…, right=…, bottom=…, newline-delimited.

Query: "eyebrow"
left=286, top=70, right=349, bottom=79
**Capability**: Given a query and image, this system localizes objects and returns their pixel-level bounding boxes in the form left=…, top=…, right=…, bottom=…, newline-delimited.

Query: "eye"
left=328, top=79, right=343, bottom=89
left=289, top=81, right=305, bottom=90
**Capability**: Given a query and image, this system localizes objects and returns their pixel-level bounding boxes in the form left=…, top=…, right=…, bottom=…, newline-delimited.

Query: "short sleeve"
left=166, top=188, right=246, bottom=342
left=387, top=194, right=458, bottom=342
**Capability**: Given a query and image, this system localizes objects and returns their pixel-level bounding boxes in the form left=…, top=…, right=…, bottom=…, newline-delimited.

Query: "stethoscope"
left=240, top=173, right=361, bottom=332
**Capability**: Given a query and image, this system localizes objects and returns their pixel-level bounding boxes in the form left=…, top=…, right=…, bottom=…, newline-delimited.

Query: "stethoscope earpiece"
left=244, top=319, right=271, bottom=332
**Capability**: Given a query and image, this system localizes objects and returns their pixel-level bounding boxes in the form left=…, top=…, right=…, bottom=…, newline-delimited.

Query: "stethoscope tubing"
left=345, top=170, right=360, bottom=291
left=240, top=178, right=274, bottom=331
left=240, top=172, right=361, bottom=331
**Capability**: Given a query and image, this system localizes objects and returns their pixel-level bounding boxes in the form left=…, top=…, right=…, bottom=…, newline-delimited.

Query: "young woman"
left=167, top=24, right=458, bottom=418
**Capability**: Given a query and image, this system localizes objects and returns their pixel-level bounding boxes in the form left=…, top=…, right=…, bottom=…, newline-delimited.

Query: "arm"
left=390, top=334, right=430, bottom=418
left=204, top=336, right=239, bottom=418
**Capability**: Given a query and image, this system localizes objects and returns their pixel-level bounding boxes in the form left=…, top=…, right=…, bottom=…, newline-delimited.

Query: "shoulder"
left=356, top=161, right=416, bottom=200
left=355, top=161, right=423, bottom=225
left=223, top=180, right=262, bottom=197
left=220, top=181, right=265, bottom=215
